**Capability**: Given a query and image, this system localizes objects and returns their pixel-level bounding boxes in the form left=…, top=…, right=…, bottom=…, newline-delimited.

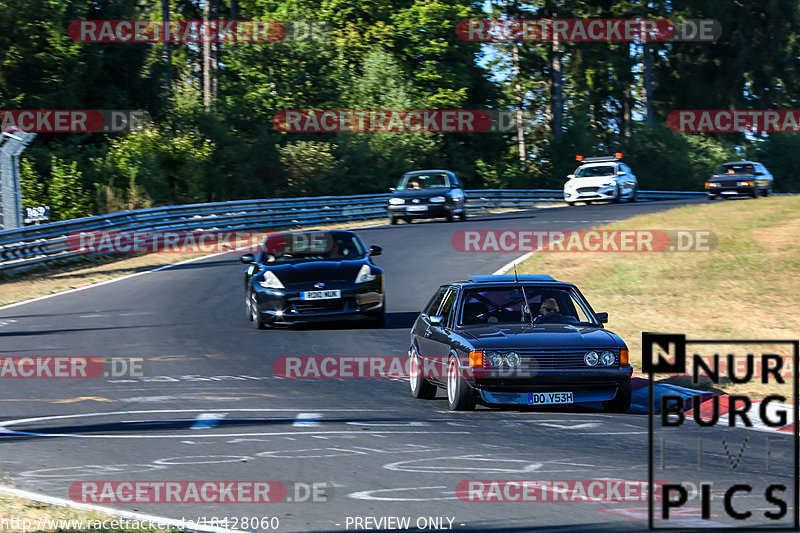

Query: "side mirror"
left=567, top=174, right=575, bottom=179
left=596, top=312, right=609, bottom=324
left=240, top=253, right=256, bottom=264
left=617, top=170, right=626, bottom=175
left=369, top=245, right=382, bottom=256
left=429, top=315, right=444, bottom=327
left=755, top=171, right=764, bottom=175
left=389, top=187, right=396, bottom=192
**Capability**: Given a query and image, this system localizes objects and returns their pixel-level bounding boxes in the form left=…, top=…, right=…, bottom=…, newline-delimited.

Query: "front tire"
left=459, top=210, right=467, bottom=221
left=447, top=356, right=476, bottom=411
left=611, top=186, right=621, bottom=203
left=707, top=195, right=717, bottom=201
left=250, top=293, right=267, bottom=329
left=389, top=216, right=398, bottom=225
left=603, top=378, right=632, bottom=412
left=629, top=187, right=638, bottom=203
left=566, top=201, right=575, bottom=206
left=409, top=350, right=437, bottom=400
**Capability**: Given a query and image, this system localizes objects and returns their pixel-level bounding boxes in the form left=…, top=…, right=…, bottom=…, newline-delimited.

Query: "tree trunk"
left=162, top=0, right=171, bottom=91
left=202, top=0, right=219, bottom=111
left=642, top=43, right=654, bottom=126
left=511, top=41, right=527, bottom=167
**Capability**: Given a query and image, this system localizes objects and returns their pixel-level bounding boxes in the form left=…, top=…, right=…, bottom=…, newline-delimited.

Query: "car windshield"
left=716, top=163, right=756, bottom=175
left=397, top=173, right=450, bottom=190
left=459, top=286, right=597, bottom=326
left=259, top=232, right=366, bottom=263
left=574, top=165, right=616, bottom=177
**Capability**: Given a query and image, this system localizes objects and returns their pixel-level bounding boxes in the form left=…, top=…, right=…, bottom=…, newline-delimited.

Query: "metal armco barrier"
left=0, top=189, right=711, bottom=275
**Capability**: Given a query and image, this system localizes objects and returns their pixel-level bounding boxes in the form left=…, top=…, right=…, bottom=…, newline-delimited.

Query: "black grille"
left=485, top=349, right=619, bottom=370
left=577, top=186, right=600, bottom=193
left=290, top=298, right=354, bottom=314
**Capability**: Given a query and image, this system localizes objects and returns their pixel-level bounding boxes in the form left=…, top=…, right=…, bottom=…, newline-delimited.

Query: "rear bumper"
left=706, top=186, right=756, bottom=196
left=388, top=204, right=455, bottom=218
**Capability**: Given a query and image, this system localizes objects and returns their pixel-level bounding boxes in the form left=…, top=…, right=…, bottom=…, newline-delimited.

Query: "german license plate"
left=406, top=205, right=428, bottom=212
left=528, top=392, right=574, bottom=405
left=301, top=290, right=341, bottom=300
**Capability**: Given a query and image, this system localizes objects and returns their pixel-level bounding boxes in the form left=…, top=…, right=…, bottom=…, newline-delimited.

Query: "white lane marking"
left=384, top=455, right=543, bottom=474
left=348, top=486, right=457, bottom=502
left=0, top=486, right=237, bottom=533
left=0, top=319, right=17, bottom=326
left=293, top=413, right=322, bottom=427
left=190, top=412, right=227, bottom=429
left=537, top=422, right=601, bottom=430
left=493, top=251, right=535, bottom=275
left=153, top=455, right=249, bottom=465
left=78, top=314, right=105, bottom=318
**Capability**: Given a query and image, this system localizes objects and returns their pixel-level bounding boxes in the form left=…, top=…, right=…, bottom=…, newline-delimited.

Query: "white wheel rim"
left=251, top=296, right=258, bottom=321
left=447, top=360, right=457, bottom=404
left=409, top=353, right=418, bottom=392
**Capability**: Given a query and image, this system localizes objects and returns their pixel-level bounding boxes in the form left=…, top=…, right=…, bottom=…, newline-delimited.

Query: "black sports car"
left=387, top=170, right=467, bottom=224
left=408, top=275, right=632, bottom=411
left=705, top=161, right=774, bottom=199
left=241, top=230, right=384, bottom=328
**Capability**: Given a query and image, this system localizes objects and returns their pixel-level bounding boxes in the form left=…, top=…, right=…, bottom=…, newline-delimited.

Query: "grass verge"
left=517, top=196, right=800, bottom=400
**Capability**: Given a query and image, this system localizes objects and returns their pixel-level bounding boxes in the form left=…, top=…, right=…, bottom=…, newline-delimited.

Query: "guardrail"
left=0, top=189, right=708, bottom=275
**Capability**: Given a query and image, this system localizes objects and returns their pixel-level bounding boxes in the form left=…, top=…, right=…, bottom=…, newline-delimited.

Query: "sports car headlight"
left=600, top=351, right=616, bottom=366
left=584, top=351, right=599, bottom=367
left=257, top=270, right=284, bottom=289
left=738, top=180, right=754, bottom=187
left=705, top=182, right=719, bottom=188
left=487, top=352, right=504, bottom=367
left=504, top=352, right=520, bottom=367
left=429, top=196, right=446, bottom=203
left=389, top=198, right=405, bottom=205
left=355, top=264, right=377, bottom=283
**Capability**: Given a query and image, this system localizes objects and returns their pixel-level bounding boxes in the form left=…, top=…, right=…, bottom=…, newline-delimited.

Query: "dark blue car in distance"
left=408, top=275, right=632, bottom=411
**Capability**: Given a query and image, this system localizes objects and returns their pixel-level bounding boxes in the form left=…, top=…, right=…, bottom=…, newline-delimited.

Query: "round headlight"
left=389, top=198, right=405, bottom=205
left=487, top=352, right=503, bottom=367
left=600, top=351, right=616, bottom=366
left=504, top=352, right=520, bottom=367
left=584, top=351, right=599, bottom=366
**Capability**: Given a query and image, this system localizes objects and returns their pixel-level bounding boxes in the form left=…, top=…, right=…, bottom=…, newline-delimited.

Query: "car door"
left=422, top=287, right=460, bottom=385
left=415, top=287, right=447, bottom=360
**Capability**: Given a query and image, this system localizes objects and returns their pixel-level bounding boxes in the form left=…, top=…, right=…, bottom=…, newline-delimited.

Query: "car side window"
left=424, top=288, right=447, bottom=316
left=438, top=289, right=459, bottom=328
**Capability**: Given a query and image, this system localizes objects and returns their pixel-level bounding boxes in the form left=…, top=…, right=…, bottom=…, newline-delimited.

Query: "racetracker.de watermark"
left=668, top=110, right=800, bottom=133
left=452, top=230, right=717, bottom=253
left=272, top=110, right=516, bottom=133
left=455, top=18, right=720, bottom=42
left=67, top=230, right=305, bottom=254
left=0, top=356, right=144, bottom=379
left=68, top=20, right=329, bottom=43
left=1, top=110, right=148, bottom=133
left=456, top=480, right=664, bottom=502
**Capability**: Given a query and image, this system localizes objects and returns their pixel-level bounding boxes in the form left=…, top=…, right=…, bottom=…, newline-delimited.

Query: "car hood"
left=390, top=189, right=449, bottom=200
left=566, top=176, right=616, bottom=187
left=264, top=260, right=367, bottom=285
left=459, top=323, right=621, bottom=350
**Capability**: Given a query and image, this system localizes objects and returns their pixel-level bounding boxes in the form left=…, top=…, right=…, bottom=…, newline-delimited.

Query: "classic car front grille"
left=504, top=349, right=619, bottom=370
left=576, top=186, right=600, bottom=193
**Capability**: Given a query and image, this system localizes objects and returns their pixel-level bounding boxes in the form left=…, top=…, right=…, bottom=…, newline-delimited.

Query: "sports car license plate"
left=301, top=290, right=341, bottom=300
left=528, top=392, right=574, bottom=405
left=406, top=205, right=428, bottom=212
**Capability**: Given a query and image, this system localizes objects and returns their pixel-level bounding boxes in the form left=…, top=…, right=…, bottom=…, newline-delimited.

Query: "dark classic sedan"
left=241, top=230, right=384, bottom=328
left=387, top=170, right=467, bottom=224
left=705, top=161, right=773, bottom=199
left=408, top=275, right=632, bottom=411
